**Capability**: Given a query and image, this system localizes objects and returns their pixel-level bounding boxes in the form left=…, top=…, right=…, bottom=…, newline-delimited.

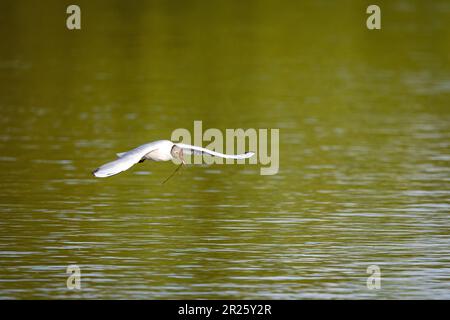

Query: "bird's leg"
left=161, top=162, right=184, bottom=185
left=162, top=162, right=183, bottom=185
left=161, top=147, right=186, bottom=184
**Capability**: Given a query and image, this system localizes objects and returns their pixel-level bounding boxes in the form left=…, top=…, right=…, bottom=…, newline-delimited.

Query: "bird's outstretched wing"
left=175, top=143, right=254, bottom=159
left=92, top=153, right=144, bottom=178
left=93, top=140, right=169, bottom=178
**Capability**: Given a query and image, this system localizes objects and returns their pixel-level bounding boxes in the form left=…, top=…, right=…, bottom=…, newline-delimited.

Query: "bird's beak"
left=180, top=149, right=185, bottom=164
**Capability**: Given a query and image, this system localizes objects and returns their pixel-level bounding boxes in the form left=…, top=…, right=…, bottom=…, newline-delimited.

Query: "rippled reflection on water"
left=0, top=0, right=449, bottom=299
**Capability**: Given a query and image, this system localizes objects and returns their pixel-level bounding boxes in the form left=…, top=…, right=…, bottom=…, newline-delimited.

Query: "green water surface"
left=0, top=0, right=449, bottom=299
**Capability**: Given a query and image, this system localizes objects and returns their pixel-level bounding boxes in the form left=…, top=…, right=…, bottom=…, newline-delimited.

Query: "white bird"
left=92, top=140, right=254, bottom=178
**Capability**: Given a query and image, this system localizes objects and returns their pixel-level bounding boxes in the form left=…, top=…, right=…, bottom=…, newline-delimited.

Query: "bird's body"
left=119, top=140, right=174, bottom=161
left=92, top=140, right=254, bottom=178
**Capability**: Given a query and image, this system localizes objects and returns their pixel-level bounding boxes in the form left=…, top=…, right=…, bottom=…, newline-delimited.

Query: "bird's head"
left=170, top=145, right=184, bottom=162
